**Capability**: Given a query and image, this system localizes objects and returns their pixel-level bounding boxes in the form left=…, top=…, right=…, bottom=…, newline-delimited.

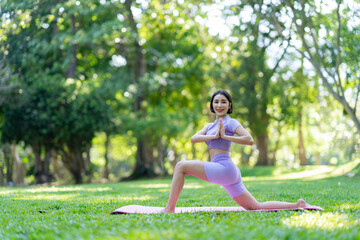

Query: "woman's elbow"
left=248, top=136, right=254, bottom=145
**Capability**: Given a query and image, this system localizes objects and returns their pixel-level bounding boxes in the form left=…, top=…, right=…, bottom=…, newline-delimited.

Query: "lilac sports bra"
left=205, top=115, right=242, bottom=151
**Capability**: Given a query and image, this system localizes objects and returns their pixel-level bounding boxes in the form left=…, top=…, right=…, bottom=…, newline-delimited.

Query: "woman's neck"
left=216, top=114, right=228, bottom=120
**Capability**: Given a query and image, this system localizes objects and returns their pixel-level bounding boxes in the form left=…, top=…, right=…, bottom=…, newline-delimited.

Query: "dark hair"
left=210, top=90, right=233, bottom=114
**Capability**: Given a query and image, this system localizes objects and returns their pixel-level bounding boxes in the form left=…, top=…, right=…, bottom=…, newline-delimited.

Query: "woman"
left=161, top=90, right=314, bottom=213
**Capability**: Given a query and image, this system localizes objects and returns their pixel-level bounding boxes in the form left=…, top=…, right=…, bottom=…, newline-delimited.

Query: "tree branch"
left=335, top=0, right=345, bottom=98
left=270, top=40, right=290, bottom=76
left=286, top=2, right=360, bottom=134
left=354, top=78, right=360, bottom=114
left=287, top=3, right=342, bottom=103
left=303, top=8, right=342, bottom=96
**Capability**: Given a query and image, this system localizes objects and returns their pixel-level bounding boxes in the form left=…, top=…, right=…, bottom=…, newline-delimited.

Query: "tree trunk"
left=269, top=128, right=282, bottom=166
left=83, top=144, right=92, bottom=183
left=11, top=142, right=25, bottom=186
left=32, top=143, right=44, bottom=183
left=0, top=145, right=6, bottom=185
left=70, top=150, right=83, bottom=184
left=146, top=145, right=155, bottom=174
left=60, top=13, right=83, bottom=184
left=345, top=132, right=358, bottom=161
left=123, top=139, right=156, bottom=180
left=240, top=146, right=252, bottom=166
left=255, top=133, right=269, bottom=166
left=3, top=143, right=13, bottom=184
left=122, top=0, right=156, bottom=180
left=315, top=152, right=321, bottom=165
left=0, top=158, right=4, bottom=186
left=104, top=133, right=110, bottom=179
left=156, top=143, right=167, bottom=176
left=60, top=144, right=83, bottom=184
left=51, top=149, right=63, bottom=181
left=43, top=147, right=54, bottom=182
left=73, top=149, right=84, bottom=184
left=298, top=112, right=307, bottom=165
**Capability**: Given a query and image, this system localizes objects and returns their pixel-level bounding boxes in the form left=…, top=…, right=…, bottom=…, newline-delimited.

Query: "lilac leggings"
left=203, top=153, right=246, bottom=198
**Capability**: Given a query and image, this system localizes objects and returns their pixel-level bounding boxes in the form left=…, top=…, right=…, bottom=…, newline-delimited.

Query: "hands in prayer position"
left=214, top=118, right=226, bottom=139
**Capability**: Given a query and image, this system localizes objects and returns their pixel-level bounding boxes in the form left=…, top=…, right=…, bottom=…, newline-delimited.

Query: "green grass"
left=0, top=165, right=359, bottom=240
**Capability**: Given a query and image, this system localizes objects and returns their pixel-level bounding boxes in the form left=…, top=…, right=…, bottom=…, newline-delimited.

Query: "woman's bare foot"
left=158, top=208, right=175, bottom=213
left=297, top=199, right=312, bottom=208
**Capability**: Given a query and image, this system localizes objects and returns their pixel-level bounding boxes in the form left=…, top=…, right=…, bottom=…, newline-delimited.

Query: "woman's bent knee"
left=247, top=201, right=261, bottom=210
left=233, top=191, right=261, bottom=210
left=240, top=202, right=260, bottom=210
left=174, top=161, right=187, bottom=172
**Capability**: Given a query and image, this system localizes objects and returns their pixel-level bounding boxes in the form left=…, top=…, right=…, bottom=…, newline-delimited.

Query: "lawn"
left=0, top=164, right=359, bottom=240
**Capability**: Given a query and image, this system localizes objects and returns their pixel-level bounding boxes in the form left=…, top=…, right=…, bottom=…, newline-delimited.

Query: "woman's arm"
left=220, top=121, right=254, bottom=146
left=191, top=124, right=219, bottom=143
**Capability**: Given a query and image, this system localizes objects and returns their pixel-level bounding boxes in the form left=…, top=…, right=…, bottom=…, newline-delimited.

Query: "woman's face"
left=212, top=94, right=230, bottom=117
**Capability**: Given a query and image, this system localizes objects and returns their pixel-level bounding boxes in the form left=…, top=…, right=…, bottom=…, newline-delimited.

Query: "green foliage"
left=0, top=168, right=359, bottom=239
left=2, top=79, right=110, bottom=148
left=0, top=0, right=359, bottom=182
left=0, top=0, right=125, bottom=182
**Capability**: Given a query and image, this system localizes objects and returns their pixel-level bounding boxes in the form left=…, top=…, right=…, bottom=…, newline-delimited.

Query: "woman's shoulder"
left=205, top=122, right=213, bottom=129
left=226, top=116, right=242, bottom=132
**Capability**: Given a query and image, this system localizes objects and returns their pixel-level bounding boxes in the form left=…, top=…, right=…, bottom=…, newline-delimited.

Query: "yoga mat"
left=109, top=205, right=324, bottom=214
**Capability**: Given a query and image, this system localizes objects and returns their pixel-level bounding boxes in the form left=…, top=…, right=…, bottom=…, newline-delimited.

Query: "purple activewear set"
left=203, top=115, right=247, bottom=198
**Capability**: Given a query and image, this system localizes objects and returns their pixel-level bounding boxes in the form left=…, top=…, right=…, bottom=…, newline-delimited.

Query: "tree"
left=284, top=0, right=360, bottom=134
left=221, top=0, right=290, bottom=165
left=271, top=55, right=318, bottom=165
left=120, top=0, right=210, bottom=179
left=0, top=0, right=118, bottom=183
left=0, top=58, right=19, bottom=185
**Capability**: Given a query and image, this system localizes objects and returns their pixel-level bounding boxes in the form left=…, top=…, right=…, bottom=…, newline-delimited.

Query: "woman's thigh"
left=204, top=161, right=239, bottom=185
left=177, top=160, right=208, bottom=181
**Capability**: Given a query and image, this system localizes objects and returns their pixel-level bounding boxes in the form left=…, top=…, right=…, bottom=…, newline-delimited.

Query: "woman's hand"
left=214, top=119, right=221, bottom=139
left=219, top=118, right=226, bottom=138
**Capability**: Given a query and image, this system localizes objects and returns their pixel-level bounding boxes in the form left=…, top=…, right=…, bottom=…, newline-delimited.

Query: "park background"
left=1, top=0, right=359, bottom=185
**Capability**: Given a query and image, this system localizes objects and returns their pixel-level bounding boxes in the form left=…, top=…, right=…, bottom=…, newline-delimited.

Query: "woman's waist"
left=209, top=148, right=230, bottom=161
